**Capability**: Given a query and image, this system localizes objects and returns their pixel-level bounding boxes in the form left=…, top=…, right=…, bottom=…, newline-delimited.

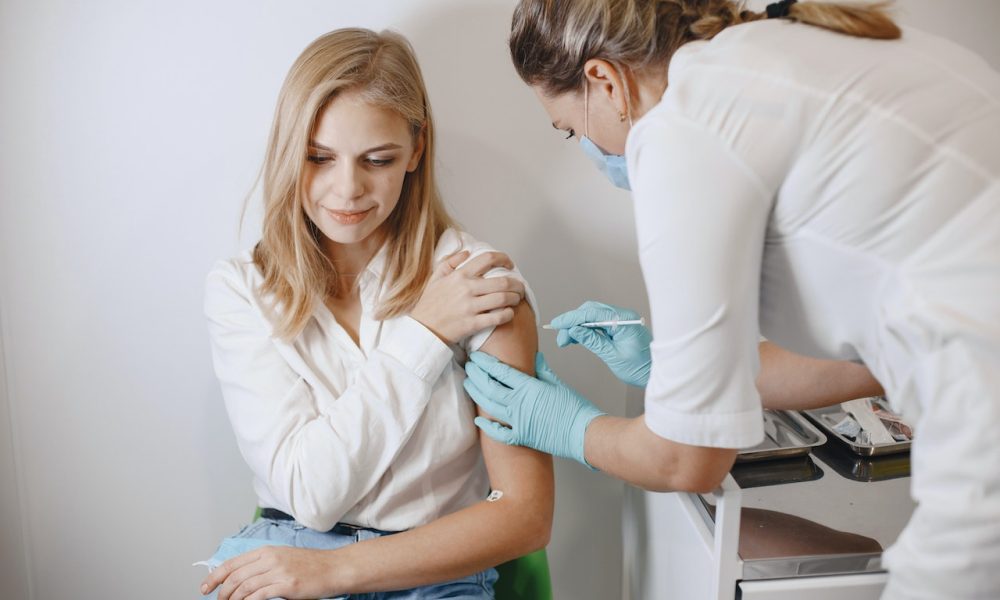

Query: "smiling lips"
left=326, top=207, right=374, bottom=225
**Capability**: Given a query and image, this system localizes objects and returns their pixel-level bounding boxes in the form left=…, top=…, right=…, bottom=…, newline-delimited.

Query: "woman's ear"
left=407, top=125, right=426, bottom=172
left=583, top=58, right=629, bottom=117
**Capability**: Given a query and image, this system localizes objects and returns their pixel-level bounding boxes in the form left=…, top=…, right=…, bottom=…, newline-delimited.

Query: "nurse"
left=464, top=1, right=1000, bottom=598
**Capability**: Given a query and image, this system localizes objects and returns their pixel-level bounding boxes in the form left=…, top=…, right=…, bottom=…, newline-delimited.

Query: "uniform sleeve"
left=204, top=262, right=454, bottom=531
left=627, top=111, right=772, bottom=448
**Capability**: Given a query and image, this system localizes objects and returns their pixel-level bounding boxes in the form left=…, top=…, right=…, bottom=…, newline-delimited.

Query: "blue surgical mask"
left=580, top=77, right=632, bottom=191
left=580, top=136, right=631, bottom=191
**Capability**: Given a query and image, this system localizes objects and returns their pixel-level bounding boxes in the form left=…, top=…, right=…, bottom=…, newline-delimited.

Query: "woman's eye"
left=565, top=129, right=575, bottom=140
left=367, top=158, right=395, bottom=167
left=307, top=155, right=332, bottom=165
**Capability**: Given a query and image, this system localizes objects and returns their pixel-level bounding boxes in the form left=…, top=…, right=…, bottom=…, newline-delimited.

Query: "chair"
left=494, top=548, right=553, bottom=600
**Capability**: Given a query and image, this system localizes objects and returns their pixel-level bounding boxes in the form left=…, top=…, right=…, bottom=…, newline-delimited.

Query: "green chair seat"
left=494, top=548, right=553, bottom=600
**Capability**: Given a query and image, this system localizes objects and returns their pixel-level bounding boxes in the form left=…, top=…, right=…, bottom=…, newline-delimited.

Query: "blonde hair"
left=252, top=28, right=455, bottom=339
left=510, top=0, right=901, bottom=95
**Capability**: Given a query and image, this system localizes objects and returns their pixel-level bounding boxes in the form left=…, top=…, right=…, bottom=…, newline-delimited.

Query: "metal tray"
left=803, top=402, right=912, bottom=457
left=736, top=410, right=828, bottom=462
left=812, top=440, right=910, bottom=482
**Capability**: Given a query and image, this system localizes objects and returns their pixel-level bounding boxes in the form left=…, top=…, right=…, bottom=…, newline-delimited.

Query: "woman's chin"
left=317, top=219, right=386, bottom=248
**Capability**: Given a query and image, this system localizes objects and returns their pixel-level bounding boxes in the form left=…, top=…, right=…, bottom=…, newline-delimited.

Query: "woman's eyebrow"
left=364, top=143, right=403, bottom=153
left=307, top=140, right=403, bottom=153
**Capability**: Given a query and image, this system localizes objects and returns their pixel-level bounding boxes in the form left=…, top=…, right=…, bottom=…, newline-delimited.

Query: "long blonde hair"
left=510, top=0, right=901, bottom=95
left=252, top=28, right=455, bottom=339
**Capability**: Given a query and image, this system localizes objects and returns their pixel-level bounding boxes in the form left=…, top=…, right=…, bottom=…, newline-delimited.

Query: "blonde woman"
left=198, top=28, right=553, bottom=600
left=465, top=1, right=1000, bottom=598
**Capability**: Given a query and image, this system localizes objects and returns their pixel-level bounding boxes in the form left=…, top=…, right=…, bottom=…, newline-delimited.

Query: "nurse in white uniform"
left=463, top=1, right=1000, bottom=598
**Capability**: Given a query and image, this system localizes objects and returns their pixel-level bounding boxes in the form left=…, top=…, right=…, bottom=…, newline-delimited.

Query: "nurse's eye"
left=564, top=129, right=575, bottom=140
left=307, top=155, right=333, bottom=165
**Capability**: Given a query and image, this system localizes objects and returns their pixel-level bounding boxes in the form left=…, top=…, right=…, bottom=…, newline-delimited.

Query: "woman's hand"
left=410, top=250, right=526, bottom=344
left=200, top=545, right=350, bottom=600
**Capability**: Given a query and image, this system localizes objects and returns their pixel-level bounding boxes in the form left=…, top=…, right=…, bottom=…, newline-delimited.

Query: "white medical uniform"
left=627, top=20, right=1000, bottom=599
left=204, top=229, right=537, bottom=533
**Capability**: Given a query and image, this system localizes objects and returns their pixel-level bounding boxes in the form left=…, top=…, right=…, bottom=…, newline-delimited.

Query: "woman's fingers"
left=472, top=306, right=516, bottom=331
left=229, top=573, right=274, bottom=600
left=413, top=250, right=525, bottom=344
left=245, top=583, right=288, bottom=600
left=456, top=251, right=514, bottom=277
left=444, top=249, right=472, bottom=269
left=430, top=250, right=471, bottom=282
left=202, top=551, right=262, bottom=595
left=471, top=275, right=525, bottom=298
left=473, top=291, right=523, bottom=314
left=217, top=559, right=270, bottom=600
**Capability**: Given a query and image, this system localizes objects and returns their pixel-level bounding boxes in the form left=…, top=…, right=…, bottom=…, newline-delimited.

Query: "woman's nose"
left=333, top=162, right=365, bottom=200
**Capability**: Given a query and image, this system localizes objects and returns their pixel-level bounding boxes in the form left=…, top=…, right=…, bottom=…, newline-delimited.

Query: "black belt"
left=258, top=508, right=396, bottom=537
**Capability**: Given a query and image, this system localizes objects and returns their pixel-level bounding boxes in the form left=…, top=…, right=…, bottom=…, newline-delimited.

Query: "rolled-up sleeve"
left=628, top=111, right=771, bottom=449
left=204, top=261, right=454, bottom=531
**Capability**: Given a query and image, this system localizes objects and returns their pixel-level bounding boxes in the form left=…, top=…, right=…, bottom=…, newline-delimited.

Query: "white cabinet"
left=622, top=483, right=892, bottom=600
left=621, top=387, right=910, bottom=600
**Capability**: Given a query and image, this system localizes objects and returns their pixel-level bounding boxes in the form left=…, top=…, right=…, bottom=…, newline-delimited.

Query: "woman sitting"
left=199, top=27, right=553, bottom=600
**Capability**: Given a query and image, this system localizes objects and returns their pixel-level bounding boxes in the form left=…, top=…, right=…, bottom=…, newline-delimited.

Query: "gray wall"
left=1, top=1, right=998, bottom=599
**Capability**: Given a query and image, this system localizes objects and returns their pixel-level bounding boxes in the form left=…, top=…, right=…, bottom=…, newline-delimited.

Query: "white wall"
left=1, top=2, right=998, bottom=600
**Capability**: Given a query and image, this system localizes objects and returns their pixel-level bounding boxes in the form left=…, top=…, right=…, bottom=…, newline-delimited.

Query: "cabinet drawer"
left=739, top=572, right=888, bottom=600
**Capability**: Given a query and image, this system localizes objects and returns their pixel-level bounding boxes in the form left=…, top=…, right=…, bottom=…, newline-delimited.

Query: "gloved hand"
left=464, top=351, right=606, bottom=469
left=550, top=301, right=652, bottom=388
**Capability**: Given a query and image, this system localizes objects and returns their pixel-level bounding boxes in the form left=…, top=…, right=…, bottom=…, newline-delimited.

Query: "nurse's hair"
left=252, top=28, right=454, bottom=339
left=510, top=0, right=901, bottom=95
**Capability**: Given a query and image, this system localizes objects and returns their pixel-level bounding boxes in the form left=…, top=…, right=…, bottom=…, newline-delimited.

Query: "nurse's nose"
left=333, top=162, right=365, bottom=200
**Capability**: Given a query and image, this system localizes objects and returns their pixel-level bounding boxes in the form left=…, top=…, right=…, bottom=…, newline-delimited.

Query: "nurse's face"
left=302, top=90, right=423, bottom=249
left=531, top=61, right=632, bottom=156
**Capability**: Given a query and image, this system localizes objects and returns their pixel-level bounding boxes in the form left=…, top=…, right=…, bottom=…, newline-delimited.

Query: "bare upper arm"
left=475, top=300, right=554, bottom=511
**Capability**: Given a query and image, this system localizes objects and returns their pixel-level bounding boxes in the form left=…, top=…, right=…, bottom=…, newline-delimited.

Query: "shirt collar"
left=362, top=240, right=389, bottom=282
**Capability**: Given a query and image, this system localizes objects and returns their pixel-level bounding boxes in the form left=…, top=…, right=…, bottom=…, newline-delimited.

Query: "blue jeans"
left=199, top=518, right=498, bottom=599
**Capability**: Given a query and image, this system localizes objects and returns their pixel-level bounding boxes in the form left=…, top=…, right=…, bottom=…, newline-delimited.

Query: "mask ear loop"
left=616, top=64, right=635, bottom=128
left=584, top=65, right=633, bottom=136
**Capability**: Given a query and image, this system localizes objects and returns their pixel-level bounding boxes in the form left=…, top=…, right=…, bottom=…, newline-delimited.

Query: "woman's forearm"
left=328, top=494, right=550, bottom=593
left=756, top=341, right=884, bottom=411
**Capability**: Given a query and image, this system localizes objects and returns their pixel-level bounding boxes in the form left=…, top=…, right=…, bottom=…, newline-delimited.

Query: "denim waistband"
left=258, top=508, right=399, bottom=537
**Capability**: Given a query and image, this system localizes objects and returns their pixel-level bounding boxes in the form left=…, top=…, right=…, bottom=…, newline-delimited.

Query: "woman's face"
left=303, top=90, right=423, bottom=250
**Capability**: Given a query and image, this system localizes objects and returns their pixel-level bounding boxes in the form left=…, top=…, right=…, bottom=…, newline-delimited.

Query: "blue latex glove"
left=464, top=351, right=606, bottom=468
left=550, top=301, right=652, bottom=388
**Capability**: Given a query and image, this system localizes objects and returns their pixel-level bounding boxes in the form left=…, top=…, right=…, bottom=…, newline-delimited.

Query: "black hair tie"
left=766, top=0, right=797, bottom=19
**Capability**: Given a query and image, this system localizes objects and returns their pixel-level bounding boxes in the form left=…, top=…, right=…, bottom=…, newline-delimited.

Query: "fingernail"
left=201, top=584, right=208, bottom=594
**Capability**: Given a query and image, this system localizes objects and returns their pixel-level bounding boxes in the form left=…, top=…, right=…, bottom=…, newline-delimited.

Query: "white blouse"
left=204, top=229, right=538, bottom=532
